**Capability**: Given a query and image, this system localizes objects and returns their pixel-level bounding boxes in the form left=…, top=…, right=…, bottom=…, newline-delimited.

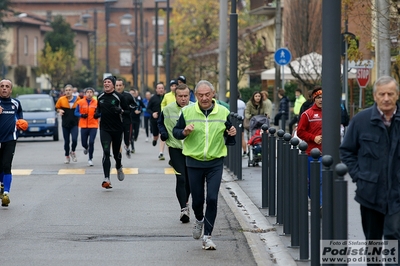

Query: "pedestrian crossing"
left=11, top=168, right=176, bottom=176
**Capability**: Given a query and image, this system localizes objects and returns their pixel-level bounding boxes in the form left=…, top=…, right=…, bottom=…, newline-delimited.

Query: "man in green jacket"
left=158, top=84, right=193, bottom=224
left=173, top=80, right=236, bottom=250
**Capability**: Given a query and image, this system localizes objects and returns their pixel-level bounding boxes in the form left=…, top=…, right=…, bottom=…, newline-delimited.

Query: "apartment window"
left=24, top=36, right=28, bottom=55
left=34, top=37, right=38, bottom=66
left=120, top=50, right=132, bottom=67
left=152, top=18, right=164, bottom=35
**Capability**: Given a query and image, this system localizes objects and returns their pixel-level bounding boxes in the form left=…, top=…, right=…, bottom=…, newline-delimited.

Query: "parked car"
left=17, top=94, right=59, bottom=141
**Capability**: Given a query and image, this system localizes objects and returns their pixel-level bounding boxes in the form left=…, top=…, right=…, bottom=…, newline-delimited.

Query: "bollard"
left=232, top=113, right=239, bottom=176
left=290, top=137, right=300, bottom=247
left=236, top=115, right=243, bottom=180
left=268, top=127, right=277, bottom=216
left=333, top=164, right=348, bottom=266
left=261, top=124, right=269, bottom=208
left=310, top=148, right=321, bottom=266
left=334, top=163, right=348, bottom=241
left=276, top=129, right=285, bottom=225
left=298, top=141, right=309, bottom=261
left=322, top=155, right=334, bottom=241
left=282, top=133, right=292, bottom=235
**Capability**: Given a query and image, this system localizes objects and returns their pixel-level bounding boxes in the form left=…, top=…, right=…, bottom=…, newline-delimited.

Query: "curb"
left=221, top=170, right=297, bottom=266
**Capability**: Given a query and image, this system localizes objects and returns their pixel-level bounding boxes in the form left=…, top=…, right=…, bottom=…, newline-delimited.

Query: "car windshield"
left=19, top=97, right=54, bottom=112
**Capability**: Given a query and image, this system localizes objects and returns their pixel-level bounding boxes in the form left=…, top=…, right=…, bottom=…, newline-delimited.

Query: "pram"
left=247, top=115, right=269, bottom=167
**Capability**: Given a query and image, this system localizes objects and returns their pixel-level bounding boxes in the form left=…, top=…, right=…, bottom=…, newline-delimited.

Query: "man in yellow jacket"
left=173, top=80, right=236, bottom=251
left=158, top=84, right=193, bottom=224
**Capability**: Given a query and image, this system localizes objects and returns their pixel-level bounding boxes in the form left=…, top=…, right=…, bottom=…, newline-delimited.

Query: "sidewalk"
left=219, top=155, right=364, bottom=265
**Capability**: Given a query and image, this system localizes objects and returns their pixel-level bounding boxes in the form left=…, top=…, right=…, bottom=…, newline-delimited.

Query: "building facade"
left=9, top=0, right=171, bottom=91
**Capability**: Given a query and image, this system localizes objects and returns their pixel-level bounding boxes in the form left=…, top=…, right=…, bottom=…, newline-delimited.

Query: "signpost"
left=274, top=48, right=292, bottom=90
left=356, top=68, right=371, bottom=108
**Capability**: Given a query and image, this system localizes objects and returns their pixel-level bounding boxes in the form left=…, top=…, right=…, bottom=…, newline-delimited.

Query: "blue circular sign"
left=274, top=48, right=292, bottom=66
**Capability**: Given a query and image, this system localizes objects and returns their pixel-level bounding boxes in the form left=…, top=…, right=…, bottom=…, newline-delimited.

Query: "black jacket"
left=146, top=94, right=163, bottom=121
left=340, top=103, right=400, bottom=215
left=96, top=90, right=130, bottom=132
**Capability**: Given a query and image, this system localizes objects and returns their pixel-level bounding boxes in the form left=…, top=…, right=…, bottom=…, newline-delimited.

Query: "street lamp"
left=105, top=0, right=117, bottom=74
left=155, top=0, right=170, bottom=85
left=82, top=11, right=98, bottom=89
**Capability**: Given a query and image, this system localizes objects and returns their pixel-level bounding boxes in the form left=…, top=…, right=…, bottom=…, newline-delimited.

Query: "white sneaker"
left=145, top=137, right=149, bottom=142
left=88, top=160, right=93, bottom=166
left=180, top=207, right=190, bottom=223
left=192, top=219, right=204, bottom=239
left=70, top=151, right=77, bottom=162
left=64, top=156, right=70, bottom=164
left=117, top=166, right=125, bottom=181
left=202, top=236, right=216, bottom=250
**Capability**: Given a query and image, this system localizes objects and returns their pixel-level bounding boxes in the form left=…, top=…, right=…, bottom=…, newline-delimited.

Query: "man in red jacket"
left=297, top=86, right=322, bottom=206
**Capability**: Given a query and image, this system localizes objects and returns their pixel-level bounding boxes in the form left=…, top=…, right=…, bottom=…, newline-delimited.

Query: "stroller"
left=247, top=115, right=270, bottom=167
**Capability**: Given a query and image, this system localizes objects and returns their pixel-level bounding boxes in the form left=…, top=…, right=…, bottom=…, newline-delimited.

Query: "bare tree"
left=284, top=0, right=323, bottom=89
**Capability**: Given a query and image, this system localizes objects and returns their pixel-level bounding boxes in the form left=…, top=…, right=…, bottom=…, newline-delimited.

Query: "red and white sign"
left=356, top=68, right=370, bottom=88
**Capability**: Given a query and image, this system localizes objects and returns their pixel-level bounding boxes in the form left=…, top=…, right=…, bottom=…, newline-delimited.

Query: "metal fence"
left=224, top=113, right=348, bottom=264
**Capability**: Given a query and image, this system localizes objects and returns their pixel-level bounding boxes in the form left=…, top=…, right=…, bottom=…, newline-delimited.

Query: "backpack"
left=341, top=103, right=350, bottom=127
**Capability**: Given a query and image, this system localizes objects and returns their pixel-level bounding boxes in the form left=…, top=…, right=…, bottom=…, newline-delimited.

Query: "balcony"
left=249, top=0, right=278, bottom=16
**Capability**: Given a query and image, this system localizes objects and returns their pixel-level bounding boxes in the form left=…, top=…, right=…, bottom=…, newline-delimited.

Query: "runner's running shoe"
left=202, top=236, right=216, bottom=250
left=102, top=178, right=112, bottom=189
left=117, top=166, right=125, bottom=181
left=64, top=156, right=70, bottom=164
left=70, top=151, right=77, bottom=162
left=192, top=219, right=204, bottom=239
left=2, top=193, right=10, bottom=207
left=180, top=207, right=190, bottom=223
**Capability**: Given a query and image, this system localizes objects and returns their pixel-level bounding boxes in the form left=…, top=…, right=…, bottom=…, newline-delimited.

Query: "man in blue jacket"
left=340, top=76, right=400, bottom=249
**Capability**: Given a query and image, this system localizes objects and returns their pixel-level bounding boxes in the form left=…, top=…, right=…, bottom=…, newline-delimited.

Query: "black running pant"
left=122, top=123, right=132, bottom=149
left=100, top=129, right=123, bottom=178
left=169, top=147, right=190, bottom=209
left=187, top=163, right=223, bottom=236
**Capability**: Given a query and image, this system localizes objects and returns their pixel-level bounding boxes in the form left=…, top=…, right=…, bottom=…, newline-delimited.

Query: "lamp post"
left=155, top=0, right=170, bottom=85
left=134, top=0, right=139, bottom=90
left=165, top=0, right=170, bottom=85
left=82, top=10, right=98, bottom=89
left=105, top=0, right=117, bottom=74
left=155, top=0, right=159, bottom=84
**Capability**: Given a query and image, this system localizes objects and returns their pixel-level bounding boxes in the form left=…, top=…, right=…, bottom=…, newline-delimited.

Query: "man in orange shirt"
left=74, top=87, right=99, bottom=166
left=55, top=84, right=81, bottom=164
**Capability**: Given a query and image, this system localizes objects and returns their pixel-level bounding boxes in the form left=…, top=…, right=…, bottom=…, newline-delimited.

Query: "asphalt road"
left=1, top=127, right=258, bottom=266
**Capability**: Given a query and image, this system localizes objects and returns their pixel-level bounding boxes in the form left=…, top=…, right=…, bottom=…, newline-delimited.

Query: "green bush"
left=12, top=86, right=35, bottom=98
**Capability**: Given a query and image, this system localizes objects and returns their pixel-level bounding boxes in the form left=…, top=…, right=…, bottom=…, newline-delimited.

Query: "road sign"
left=356, top=68, right=370, bottom=88
left=274, top=48, right=292, bottom=66
left=348, top=60, right=374, bottom=69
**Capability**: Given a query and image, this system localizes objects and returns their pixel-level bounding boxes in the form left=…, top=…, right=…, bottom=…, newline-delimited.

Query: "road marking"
left=164, top=168, right=176, bottom=175
left=11, top=168, right=175, bottom=175
left=110, top=168, right=138, bottom=174
left=12, top=169, right=33, bottom=175
left=58, top=169, right=86, bottom=175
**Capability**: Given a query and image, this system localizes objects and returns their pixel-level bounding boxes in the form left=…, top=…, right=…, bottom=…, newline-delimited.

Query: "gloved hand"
left=93, top=113, right=101, bottom=119
left=160, top=132, right=168, bottom=141
left=81, top=113, right=88, bottom=118
left=113, top=106, right=122, bottom=114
